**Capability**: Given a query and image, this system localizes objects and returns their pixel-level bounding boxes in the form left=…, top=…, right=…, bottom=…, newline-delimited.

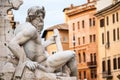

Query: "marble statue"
left=7, top=6, right=77, bottom=80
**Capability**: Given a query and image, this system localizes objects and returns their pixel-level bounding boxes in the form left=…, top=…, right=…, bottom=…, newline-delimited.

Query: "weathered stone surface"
left=0, top=61, right=15, bottom=80
left=21, top=69, right=77, bottom=80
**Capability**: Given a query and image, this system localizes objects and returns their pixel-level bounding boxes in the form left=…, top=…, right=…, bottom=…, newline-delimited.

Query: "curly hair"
left=26, top=6, right=45, bottom=22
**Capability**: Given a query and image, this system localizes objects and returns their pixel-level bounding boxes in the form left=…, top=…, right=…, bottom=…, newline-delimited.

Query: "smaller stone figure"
left=8, top=6, right=77, bottom=79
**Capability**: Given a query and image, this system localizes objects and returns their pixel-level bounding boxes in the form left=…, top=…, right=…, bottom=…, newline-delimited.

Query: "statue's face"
left=30, top=12, right=44, bottom=33
left=11, top=0, right=23, bottom=10
left=36, top=12, right=44, bottom=32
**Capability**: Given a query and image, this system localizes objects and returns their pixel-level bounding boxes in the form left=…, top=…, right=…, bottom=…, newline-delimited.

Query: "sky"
left=13, top=0, right=87, bottom=29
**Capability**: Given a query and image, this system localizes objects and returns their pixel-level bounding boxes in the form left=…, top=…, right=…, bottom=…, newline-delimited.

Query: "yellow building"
left=95, top=0, right=120, bottom=80
left=64, top=0, right=98, bottom=80
left=42, top=23, right=69, bottom=55
left=7, top=10, right=16, bottom=29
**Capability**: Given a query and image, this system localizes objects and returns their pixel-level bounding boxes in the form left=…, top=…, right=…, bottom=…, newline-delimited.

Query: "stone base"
left=0, top=63, right=77, bottom=80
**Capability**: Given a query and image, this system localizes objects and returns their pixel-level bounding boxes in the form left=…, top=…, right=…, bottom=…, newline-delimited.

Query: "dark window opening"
left=93, top=18, right=95, bottom=26
left=116, top=12, right=119, bottom=22
left=93, top=34, right=96, bottom=42
left=117, top=28, right=119, bottom=40
left=102, top=33, right=104, bottom=44
left=89, top=18, right=92, bottom=27
left=113, top=58, right=117, bottom=70
left=78, top=21, right=80, bottom=29
left=82, top=20, right=85, bottom=28
left=83, top=52, right=86, bottom=62
left=108, top=59, right=111, bottom=75
left=79, top=53, right=81, bottom=63
left=113, top=29, right=116, bottom=41
left=113, top=14, right=115, bottom=23
left=83, top=36, right=85, bottom=44
left=106, top=16, right=109, bottom=25
left=102, top=61, right=106, bottom=72
left=118, top=57, right=120, bottom=69
left=100, top=19, right=105, bottom=27
left=84, top=71, right=86, bottom=79
left=73, top=23, right=75, bottom=31
left=90, top=35, right=92, bottom=43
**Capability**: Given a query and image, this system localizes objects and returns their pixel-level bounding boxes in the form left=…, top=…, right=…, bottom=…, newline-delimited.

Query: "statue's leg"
left=67, top=56, right=77, bottom=77
left=46, top=50, right=75, bottom=73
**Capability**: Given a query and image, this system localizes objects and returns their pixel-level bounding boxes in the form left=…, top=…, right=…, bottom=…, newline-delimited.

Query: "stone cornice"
left=66, top=5, right=96, bottom=17
left=64, top=1, right=96, bottom=17
left=95, top=1, right=120, bottom=17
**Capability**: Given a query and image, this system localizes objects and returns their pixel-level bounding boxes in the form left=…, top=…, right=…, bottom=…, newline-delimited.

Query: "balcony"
left=102, top=71, right=113, bottom=79
left=87, top=61, right=97, bottom=68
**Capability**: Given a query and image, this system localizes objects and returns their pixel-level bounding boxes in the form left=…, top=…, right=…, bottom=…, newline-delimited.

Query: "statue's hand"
left=25, top=60, right=38, bottom=70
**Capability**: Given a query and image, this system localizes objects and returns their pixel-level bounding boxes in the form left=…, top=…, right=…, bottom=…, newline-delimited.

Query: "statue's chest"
left=23, top=40, right=44, bottom=59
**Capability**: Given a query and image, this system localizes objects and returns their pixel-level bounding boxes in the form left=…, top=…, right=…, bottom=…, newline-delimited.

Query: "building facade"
left=95, top=0, right=120, bottom=80
left=42, top=23, right=69, bottom=55
left=64, top=0, right=98, bottom=80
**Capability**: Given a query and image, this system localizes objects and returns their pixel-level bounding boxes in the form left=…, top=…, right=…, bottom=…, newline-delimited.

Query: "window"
left=91, top=69, right=97, bottom=79
left=73, top=23, right=75, bottom=31
left=117, top=28, right=119, bottom=40
left=116, top=12, right=119, bottom=22
left=93, top=34, right=96, bottom=42
left=79, top=53, right=81, bottom=63
left=82, top=20, right=85, bottom=28
left=77, top=21, right=80, bottom=29
left=78, top=38, right=80, bottom=45
left=113, top=29, right=116, bottom=41
left=113, top=58, right=117, bottom=70
left=118, top=57, right=120, bottom=69
left=93, top=18, right=95, bottom=26
left=79, top=71, right=82, bottom=79
left=106, top=16, right=109, bottom=25
left=100, top=19, right=105, bottom=27
left=73, top=35, right=75, bottom=46
left=113, top=14, right=115, bottom=23
left=52, top=51, right=56, bottom=54
left=84, top=71, right=86, bottom=79
left=89, top=18, right=92, bottom=27
left=102, top=33, right=104, bottom=44
left=94, top=53, right=96, bottom=62
left=107, top=31, right=110, bottom=47
left=90, top=54, right=93, bottom=62
left=73, top=35, right=75, bottom=41
left=83, top=36, right=85, bottom=44
left=83, top=52, right=86, bottom=62
left=102, top=61, right=106, bottom=72
left=90, top=35, right=92, bottom=43
left=108, top=59, right=111, bottom=75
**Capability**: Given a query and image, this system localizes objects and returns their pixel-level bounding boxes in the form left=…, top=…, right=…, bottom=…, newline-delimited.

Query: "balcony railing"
left=87, top=61, right=97, bottom=68
left=102, top=71, right=113, bottom=79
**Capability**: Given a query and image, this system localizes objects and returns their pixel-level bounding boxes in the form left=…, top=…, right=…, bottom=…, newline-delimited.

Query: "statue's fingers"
left=28, top=62, right=33, bottom=70
left=34, top=62, right=38, bottom=67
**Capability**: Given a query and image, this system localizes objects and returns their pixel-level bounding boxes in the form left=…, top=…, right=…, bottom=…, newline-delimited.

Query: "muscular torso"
left=15, top=22, right=47, bottom=62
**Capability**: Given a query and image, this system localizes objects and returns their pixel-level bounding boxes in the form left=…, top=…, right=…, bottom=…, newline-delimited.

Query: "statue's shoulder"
left=14, top=22, right=36, bottom=35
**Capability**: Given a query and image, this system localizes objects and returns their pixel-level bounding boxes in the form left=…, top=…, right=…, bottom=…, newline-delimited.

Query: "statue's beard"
left=37, top=26, right=43, bottom=34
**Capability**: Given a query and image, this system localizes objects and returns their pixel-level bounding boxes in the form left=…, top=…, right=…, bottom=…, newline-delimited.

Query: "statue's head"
left=9, top=0, right=23, bottom=10
left=26, top=6, right=45, bottom=33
